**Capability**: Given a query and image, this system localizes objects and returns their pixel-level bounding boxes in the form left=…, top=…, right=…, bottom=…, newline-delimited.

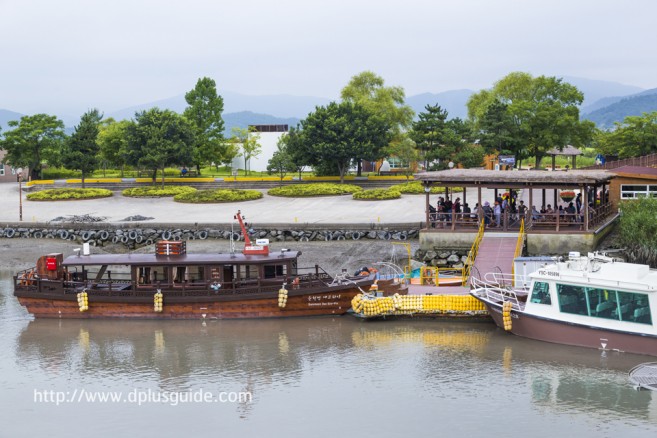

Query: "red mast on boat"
left=234, top=210, right=269, bottom=255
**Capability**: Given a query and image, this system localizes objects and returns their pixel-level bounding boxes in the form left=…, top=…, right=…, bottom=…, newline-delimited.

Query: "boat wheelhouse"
left=470, top=252, right=657, bottom=356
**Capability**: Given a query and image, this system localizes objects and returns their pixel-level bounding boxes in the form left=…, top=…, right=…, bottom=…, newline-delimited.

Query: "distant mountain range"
left=0, top=109, right=23, bottom=131
left=582, top=88, right=657, bottom=128
left=2, top=77, right=656, bottom=133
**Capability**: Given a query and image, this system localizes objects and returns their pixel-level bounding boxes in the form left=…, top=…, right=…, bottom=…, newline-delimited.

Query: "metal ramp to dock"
left=472, top=233, right=521, bottom=279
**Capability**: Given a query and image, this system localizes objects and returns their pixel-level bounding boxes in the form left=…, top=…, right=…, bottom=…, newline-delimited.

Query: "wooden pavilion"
left=546, top=145, right=583, bottom=170
left=415, top=169, right=618, bottom=254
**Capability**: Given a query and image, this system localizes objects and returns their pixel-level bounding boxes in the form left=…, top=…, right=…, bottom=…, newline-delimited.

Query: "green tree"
left=300, top=101, right=390, bottom=183
left=341, top=71, right=414, bottom=175
left=125, top=108, right=195, bottom=186
left=62, top=109, right=103, bottom=187
left=617, top=197, right=657, bottom=266
left=410, top=104, right=449, bottom=169
left=97, top=118, right=131, bottom=177
left=596, top=112, right=657, bottom=158
left=454, top=143, right=486, bottom=169
left=477, top=101, right=517, bottom=153
left=230, top=127, right=262, bottom=175
left=278, top=126, right=307, bottom=179
left=384, top=136, right=419, bottom=179
left=0, top=114, right=65, bottom=180
left=267, top=137, right=296, bottom=185
left=216, top=140, right=240, bottom=170
left=183, top=77, right=225, bottom=174
left=467, top=72, right=592, bottom=167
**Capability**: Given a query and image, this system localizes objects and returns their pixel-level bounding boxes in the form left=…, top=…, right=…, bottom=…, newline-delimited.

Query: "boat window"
left=291, top=259, right=298, bottom=276
left=239, top=265, right=259, bottom=281
left=188, top=266, right=204, bottom=283
left=556, top=283, right=653, bottom=325
left=174, top=266, right=186, bottom=283
left=264, top=264, right=286, bottom=279
left=556, top=284, right=587, bottom=315
left=173, top=266, right=205, bottom=284
left=150, top=266, right=168, bottom=285
left=585, top=287, right=618, bottom=321
left=617, top=291, right=652, bottom=324
left=530, top=282, right=551, bottom=305
left=137, top=267, right=150, bottom=284
left=137, top=266, right=168, bottom=285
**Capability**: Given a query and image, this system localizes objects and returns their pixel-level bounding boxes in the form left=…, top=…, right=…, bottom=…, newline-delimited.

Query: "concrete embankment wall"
left=0, top=222, right=421, bottom=248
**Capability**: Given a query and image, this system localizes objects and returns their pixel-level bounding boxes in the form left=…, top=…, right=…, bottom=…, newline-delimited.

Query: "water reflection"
left=16, top=318, right=655, bottom=419
left=5, top=263, right=657, bottom=436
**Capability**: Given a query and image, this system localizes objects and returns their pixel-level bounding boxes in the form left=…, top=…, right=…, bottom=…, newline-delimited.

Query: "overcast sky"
left=1, top=0, right=656, bottom=116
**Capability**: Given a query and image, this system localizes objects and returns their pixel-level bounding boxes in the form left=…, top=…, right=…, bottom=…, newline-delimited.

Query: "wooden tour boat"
left=14, top=211, right=406, bottom=319
left=470, top=252, right=657, bottom=356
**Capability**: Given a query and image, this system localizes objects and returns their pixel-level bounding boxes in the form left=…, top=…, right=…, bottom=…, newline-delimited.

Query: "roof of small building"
left=415, top=169, right=613, bottom=188
left=546, top=145, right=583, bottom=156
left=610, top=166, right=657, bottom=179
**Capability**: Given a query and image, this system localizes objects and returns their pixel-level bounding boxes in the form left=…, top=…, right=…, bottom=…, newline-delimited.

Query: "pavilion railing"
left=427, top=202, right=615, bottom=233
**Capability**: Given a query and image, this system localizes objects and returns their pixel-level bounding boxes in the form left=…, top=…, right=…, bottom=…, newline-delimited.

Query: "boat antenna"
left=230, top=213, right=236, bottom=256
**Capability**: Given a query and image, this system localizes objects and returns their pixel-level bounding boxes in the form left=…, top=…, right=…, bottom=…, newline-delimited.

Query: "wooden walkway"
left=405, top=231, right=521, bottom=297
left=472, top=232, right=519, bottom=278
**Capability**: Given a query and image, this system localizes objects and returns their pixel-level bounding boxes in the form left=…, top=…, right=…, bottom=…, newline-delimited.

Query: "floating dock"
left=350, top=285, right=489, bottom=319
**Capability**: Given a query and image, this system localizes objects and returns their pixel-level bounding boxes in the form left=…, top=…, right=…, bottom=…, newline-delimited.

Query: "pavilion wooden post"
left=462, top=186, right=466, bottom=207
left=572, top=155, right=577, bottom=169
left=583, top=185, right=589, bottom=231
left=551, top=155, right=556, bottom=171
left=553, top=189, right=558, bottom=211
left=528, top=187, right=534, bottom=228
left=478, top=186, right=482, bottom=223
left=425, top=185, right=431, bottom=229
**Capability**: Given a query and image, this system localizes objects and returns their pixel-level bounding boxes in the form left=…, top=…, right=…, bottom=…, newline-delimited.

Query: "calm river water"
left=1, top=270, right=656, bottom=437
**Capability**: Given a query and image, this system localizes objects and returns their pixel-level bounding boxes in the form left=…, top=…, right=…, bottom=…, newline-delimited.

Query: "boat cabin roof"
left=530, top=255, right=657, bottom=292
left=62, top=250, right=302, bottom=267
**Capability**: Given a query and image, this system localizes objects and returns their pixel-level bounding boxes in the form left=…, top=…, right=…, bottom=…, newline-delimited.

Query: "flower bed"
left=174, top=189, right=263, bottom=203
left=122, top=186, right=197, bottom=197
left=267, top=183, right=362, bottom=197
left=26, top=188, right=113, bottom=201
left=352, top=188, right=401, bottom=200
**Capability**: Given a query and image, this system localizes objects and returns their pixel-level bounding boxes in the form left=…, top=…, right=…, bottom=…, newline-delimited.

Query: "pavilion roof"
left=546, top=145, right=583, bottom=156
left=415, top=169, right=613, bottom=188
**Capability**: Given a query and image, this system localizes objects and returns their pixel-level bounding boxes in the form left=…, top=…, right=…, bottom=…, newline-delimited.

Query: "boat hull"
left=474, top=295, right=657, bottom=357
left=16, top=287, right=362, bottom=319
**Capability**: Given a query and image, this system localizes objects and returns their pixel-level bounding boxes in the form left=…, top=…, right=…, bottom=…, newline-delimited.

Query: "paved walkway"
left=1, top=183, right=429, bottom=225
left=1, top=183, right=525, bottom=225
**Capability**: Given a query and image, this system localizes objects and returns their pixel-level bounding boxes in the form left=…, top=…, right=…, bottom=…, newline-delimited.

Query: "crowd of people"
left=430, top=190, right=599, bottom=228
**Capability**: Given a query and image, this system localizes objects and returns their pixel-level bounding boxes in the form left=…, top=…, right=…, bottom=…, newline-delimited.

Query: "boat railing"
left=471, top=276, right=525, bottom=311
left=482, top=272, right=532, bottom=291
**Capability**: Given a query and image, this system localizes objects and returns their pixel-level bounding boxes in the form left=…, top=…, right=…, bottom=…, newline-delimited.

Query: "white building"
left=231, top=124, right=289, bottom=173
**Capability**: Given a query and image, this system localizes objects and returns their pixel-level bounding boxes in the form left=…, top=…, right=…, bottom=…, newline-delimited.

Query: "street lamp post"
left=16, top=168, right=23, bottom=221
